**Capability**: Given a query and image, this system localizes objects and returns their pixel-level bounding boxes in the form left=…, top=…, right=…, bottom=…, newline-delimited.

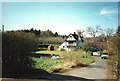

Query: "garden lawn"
left=80, top=56, right=94, bottom=65
left=33, top=58, right=64, bottom=73
left=33, top=50, right=95, bottom=73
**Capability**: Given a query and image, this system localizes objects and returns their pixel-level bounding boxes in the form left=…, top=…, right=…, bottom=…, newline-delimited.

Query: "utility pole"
left=2, top=25, right=4, bottom=33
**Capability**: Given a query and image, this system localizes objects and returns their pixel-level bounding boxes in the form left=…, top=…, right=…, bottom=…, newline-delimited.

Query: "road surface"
left=60, top=56, right=107, bottom=79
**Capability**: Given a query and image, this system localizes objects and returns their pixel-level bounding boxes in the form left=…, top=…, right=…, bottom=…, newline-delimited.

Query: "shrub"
left=106, top=34, right=120, bottom=79
left=2, top=31, right=38, bottom=77
left=61, top=50, right=92, bottom=65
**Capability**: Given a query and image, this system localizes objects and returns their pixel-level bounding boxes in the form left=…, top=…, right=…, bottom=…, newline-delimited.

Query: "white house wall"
left=59, top=42, right=67, bottom=50
left=66, top=42, right=77, bottom=46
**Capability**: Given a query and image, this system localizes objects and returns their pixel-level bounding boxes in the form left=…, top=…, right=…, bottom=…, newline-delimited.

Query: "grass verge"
left=80, top=56, right=94, bottom=65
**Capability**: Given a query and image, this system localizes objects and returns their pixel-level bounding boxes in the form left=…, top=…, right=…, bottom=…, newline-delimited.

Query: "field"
left=33, top=50, right=94, bottom=73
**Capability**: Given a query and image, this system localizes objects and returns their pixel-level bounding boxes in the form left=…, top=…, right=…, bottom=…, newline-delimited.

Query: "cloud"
left=99, top=7, right=117, bottom=15
left=97, top=7, right=118, bottom=22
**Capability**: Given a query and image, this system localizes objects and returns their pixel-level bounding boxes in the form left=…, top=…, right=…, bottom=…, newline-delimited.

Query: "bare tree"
left=105, top=28, right=114, bottom=38
left=86, top=25, right=102, bottom=37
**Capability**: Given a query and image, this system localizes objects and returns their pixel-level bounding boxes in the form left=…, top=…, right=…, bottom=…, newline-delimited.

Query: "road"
left=59, top=56, right=107, bottom=79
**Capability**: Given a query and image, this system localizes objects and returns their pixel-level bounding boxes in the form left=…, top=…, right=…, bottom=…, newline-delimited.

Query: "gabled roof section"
left=65, top=33, right=84, bottom=42
left=66, top=34, right=77, bottom=41
left=71, top=34, right=78, bottom=40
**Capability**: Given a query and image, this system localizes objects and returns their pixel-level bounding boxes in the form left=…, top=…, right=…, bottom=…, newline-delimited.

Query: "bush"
left=106, top=34, right=120, bottom=79
left=2, top=31, right=38, bottom=77
left=61, top=50, right=93, bottom=65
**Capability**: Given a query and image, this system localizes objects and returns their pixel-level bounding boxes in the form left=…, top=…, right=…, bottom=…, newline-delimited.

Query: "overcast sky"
left=2, top=2, right=118, bottom=35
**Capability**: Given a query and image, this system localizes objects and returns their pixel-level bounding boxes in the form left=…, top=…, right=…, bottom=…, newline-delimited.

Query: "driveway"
left=60, top=56, right=107, bottom=79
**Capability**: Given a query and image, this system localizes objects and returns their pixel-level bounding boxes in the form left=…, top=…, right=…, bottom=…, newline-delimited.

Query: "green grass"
left=33, top=58, right=64, bottom=72
left=80, top=56, right=94, bottom=65
left=33, top=50, right=95, bottom=73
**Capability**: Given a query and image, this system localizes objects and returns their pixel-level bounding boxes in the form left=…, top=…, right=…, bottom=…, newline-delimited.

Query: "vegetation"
left=21, top=28, right=65, bottom=44
left=38, top=37, right=64, bottom=45
left=33, top=58, right=64, bottom=72
left=106, top=26, right=120, bottom=79
left=22, top=28, right=64, bottom=38
left=36, top=50, right=63, bottom=55
left=87, top=25, right=102, bottom=37
left=61, top=50, right=94, bottom=65
left=85, top=25, right=114, bottom=52
left=80, top=56, right=94, bottom=65
left=34, top=50, right=94, bottom=73
left=2, top=31, right=38, bottom=77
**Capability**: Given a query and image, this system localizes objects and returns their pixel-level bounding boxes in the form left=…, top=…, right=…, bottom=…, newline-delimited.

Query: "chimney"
left=77, top=30, right=81, bottom=37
